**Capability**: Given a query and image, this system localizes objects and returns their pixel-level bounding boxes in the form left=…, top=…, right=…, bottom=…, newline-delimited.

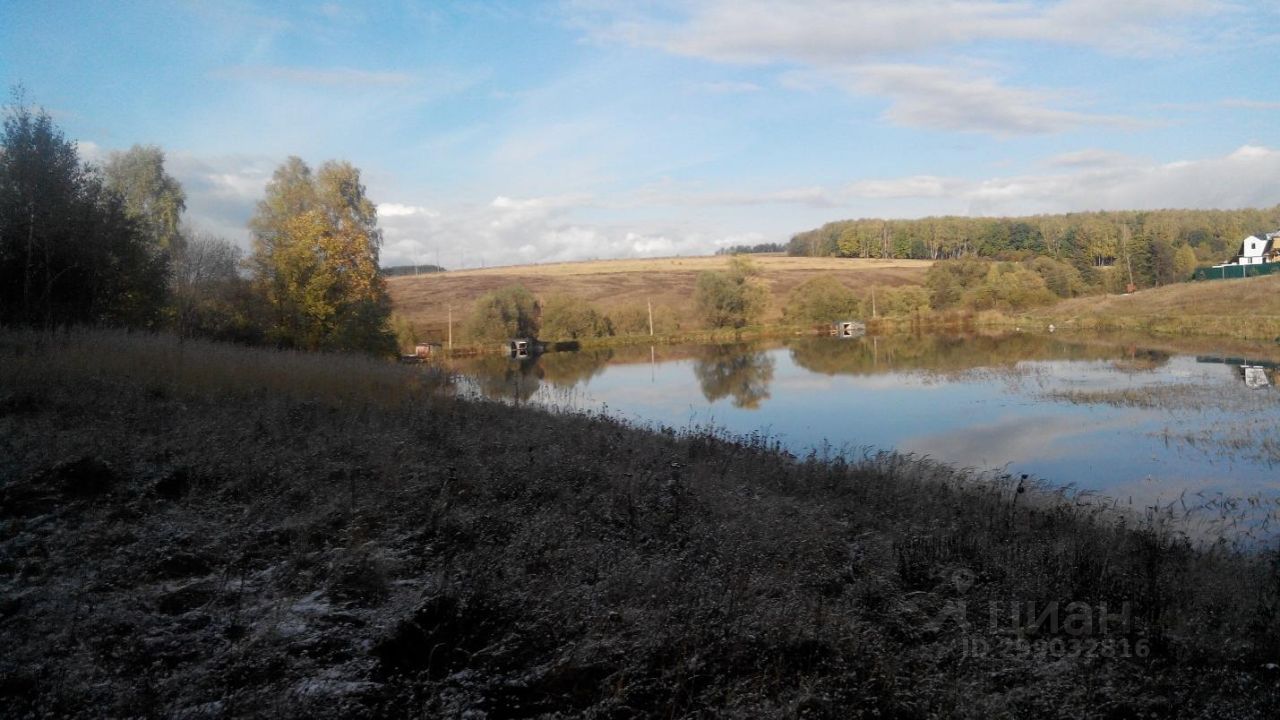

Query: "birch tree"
left=247, top=157, right=394, bottom=354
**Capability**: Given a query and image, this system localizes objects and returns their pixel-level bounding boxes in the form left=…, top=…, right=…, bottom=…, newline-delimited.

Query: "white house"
left=1215, top=229, right=1280, bottom=268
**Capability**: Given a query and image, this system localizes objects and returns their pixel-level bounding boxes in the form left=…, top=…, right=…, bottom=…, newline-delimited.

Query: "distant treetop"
left=381, top=264, right=447, bottom=277
left=716, top=242, right=787, bottom=255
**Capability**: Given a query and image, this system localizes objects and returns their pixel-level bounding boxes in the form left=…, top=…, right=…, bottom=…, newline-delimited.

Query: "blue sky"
left=3, top=0, right=1279, bottom=267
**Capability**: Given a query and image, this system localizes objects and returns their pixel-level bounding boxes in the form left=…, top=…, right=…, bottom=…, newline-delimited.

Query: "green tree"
left=389, top=313, right=418, bottom=354
left=785, top=275, right=862, bottom=323
left=465, top=285, right=541, bottom=343
left=925, top=257, right=990, bottom=309
left=694, top=256, right=770, bottom=329
left=880, top=286, right=931, bottom=317
left=961, top=263, right=1056, bottom=310
left=0, top=88, right=166, bottom=327
left=540, top=294, right=612, bottom=340
left=102, top=145, right=186, bottom=254
left=247, top=157, right=394, bottom=354
left=1028, top=256, right=1088, bottom=298
left=1173, top=244, right=1198, bottom=280
left=1078, top=216, right=1118, bottom=267
left=1143, top=238, right=1179, bottom=287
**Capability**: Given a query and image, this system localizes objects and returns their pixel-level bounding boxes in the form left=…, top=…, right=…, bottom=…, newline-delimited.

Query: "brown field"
left=1025, top=274, right=1280, bottom=340
left=388, top=254, right=932, bottom=341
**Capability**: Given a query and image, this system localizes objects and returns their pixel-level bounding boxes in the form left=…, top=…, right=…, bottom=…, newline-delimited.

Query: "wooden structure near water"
left=506, top=338, right=547, bottom=358
left=829, top=321, right=866, bottom=338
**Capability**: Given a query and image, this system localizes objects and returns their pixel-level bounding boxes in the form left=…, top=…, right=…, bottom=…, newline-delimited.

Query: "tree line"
left=715, top=242, right=786, bottom=255
left=381, top=264, right=446, bottom=277
left=787, top=207, right=1280, bottom=290
left=0, top=89, right=395, bottom=355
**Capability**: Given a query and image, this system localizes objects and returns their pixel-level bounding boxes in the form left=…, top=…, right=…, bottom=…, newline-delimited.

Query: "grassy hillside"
left=388, top=255, right=931, bottom=343
left=1021, top=274, right=1280, bottom=340
left=3, top=329, right=1279, bottom=718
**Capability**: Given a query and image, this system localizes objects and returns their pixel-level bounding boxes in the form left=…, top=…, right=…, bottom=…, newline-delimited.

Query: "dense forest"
left=0, top=89, right=395, bottom=355
left=788, top=207, right=1280, bottom=290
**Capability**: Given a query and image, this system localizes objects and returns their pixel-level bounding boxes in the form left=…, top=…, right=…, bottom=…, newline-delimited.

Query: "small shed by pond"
left=830, top=321, right=866, bottom=338
left=1241, top=365, right=1272, bottom=389
left=506, top=338, right=546, bottom=358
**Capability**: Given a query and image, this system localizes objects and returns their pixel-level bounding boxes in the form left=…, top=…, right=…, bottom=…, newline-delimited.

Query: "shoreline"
left=2, top=328, right=1278, bottom=717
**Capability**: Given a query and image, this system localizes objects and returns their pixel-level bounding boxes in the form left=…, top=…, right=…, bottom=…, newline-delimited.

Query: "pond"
left=451, top=331, right=1280, bottom=540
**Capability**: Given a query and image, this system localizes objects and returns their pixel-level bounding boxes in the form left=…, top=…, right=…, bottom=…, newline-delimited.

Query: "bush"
left=784, top=275, right=862, bottom=324
left=1029, top=256, right=1089, bottom=298
left=926, top=258, right=1060, bottom=312
left=540, top=295, right=612, bottom=340
left=879, top=286, right=931, bottom=317
left=694, top=257, right=770, bottom=329
left=465, top=285, right=540, bottom=343
left=609, top=303, right=678, bottom=336
left=389, top=313, right=418, bottom=354
left=962, top=263, right=1057, bottom=311
left=926, top=258, right=990, bottom=309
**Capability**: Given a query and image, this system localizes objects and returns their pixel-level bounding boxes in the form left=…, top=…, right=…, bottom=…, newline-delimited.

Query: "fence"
left=1191, top=262, right=1280, bottom=281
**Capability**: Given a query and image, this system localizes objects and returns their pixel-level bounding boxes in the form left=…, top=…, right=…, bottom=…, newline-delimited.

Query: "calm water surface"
left=453, top=332, right=1280, bottom=535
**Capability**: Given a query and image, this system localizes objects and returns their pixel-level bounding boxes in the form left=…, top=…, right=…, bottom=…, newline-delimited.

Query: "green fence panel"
left=1192, top=262, right=1280, bottom=281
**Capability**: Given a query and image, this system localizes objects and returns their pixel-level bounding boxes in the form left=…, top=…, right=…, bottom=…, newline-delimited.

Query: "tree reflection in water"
left=467, top=354, right=543, bottom=403
left=692, top=343, right=775, bottom=409
left=464, top=349, right=615, bottom=403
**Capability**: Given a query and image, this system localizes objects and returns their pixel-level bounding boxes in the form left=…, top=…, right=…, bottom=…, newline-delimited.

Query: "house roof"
left=1237, top=234, right=1277, bottom=258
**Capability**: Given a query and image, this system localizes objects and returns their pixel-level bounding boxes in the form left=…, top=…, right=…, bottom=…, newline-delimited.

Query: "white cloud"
left=490, top=194, right=590, bottom=211
left=75, top=141, right=103, bottom=165
left=377, top=203, right=437, bottom=218
left=164, top=151, right=279, bottom=247
left=840, top=144, right=1280, bottom=216
left=1045, top=149, right=1137, bottom=168
left=574, top=0, right=1221, bottom=135
left=374, top=191, right=749, bottom=268
left=583, top=0, right=1225, bottom=63
left=628, top=185, right=836, bottom=208
left=844, top=64, right=1140, bottom=135
left=844, top=175, right=958, bottom=199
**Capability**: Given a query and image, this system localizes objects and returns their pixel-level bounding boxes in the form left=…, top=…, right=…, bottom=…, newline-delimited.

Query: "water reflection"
left=692, top=343, right=775, bottom=409
left=450, top=331, right=1280, bottom=539
left=463, top=349, right=617, bottom=402
left=1195, top=355, right=1280, bottom=389
left=466, top=354, right=543, bottom=403
left=786, top=332, right=1159, bottom=377
left=542, top=349, right=615, bottom=388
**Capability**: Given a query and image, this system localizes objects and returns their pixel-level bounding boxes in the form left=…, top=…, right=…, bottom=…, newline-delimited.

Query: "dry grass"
left=1022, top=274, right=1280, bottom=340
left=0, top=328, right=443, bottom=411
left=3, top=328, right=1279, bottom=718
left=388, top=255, right=932, bottom=342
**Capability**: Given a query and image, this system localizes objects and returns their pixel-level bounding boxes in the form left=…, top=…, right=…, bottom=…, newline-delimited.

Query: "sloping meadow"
left=1, top=329, right=1277, bottom=718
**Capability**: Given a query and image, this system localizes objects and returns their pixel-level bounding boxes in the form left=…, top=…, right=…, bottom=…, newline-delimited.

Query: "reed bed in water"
left=1, top=329, right=1278, bottom=718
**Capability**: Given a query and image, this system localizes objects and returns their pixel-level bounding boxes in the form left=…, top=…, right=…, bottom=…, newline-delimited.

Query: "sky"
left=2, top=0, right=1279, bottom=268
